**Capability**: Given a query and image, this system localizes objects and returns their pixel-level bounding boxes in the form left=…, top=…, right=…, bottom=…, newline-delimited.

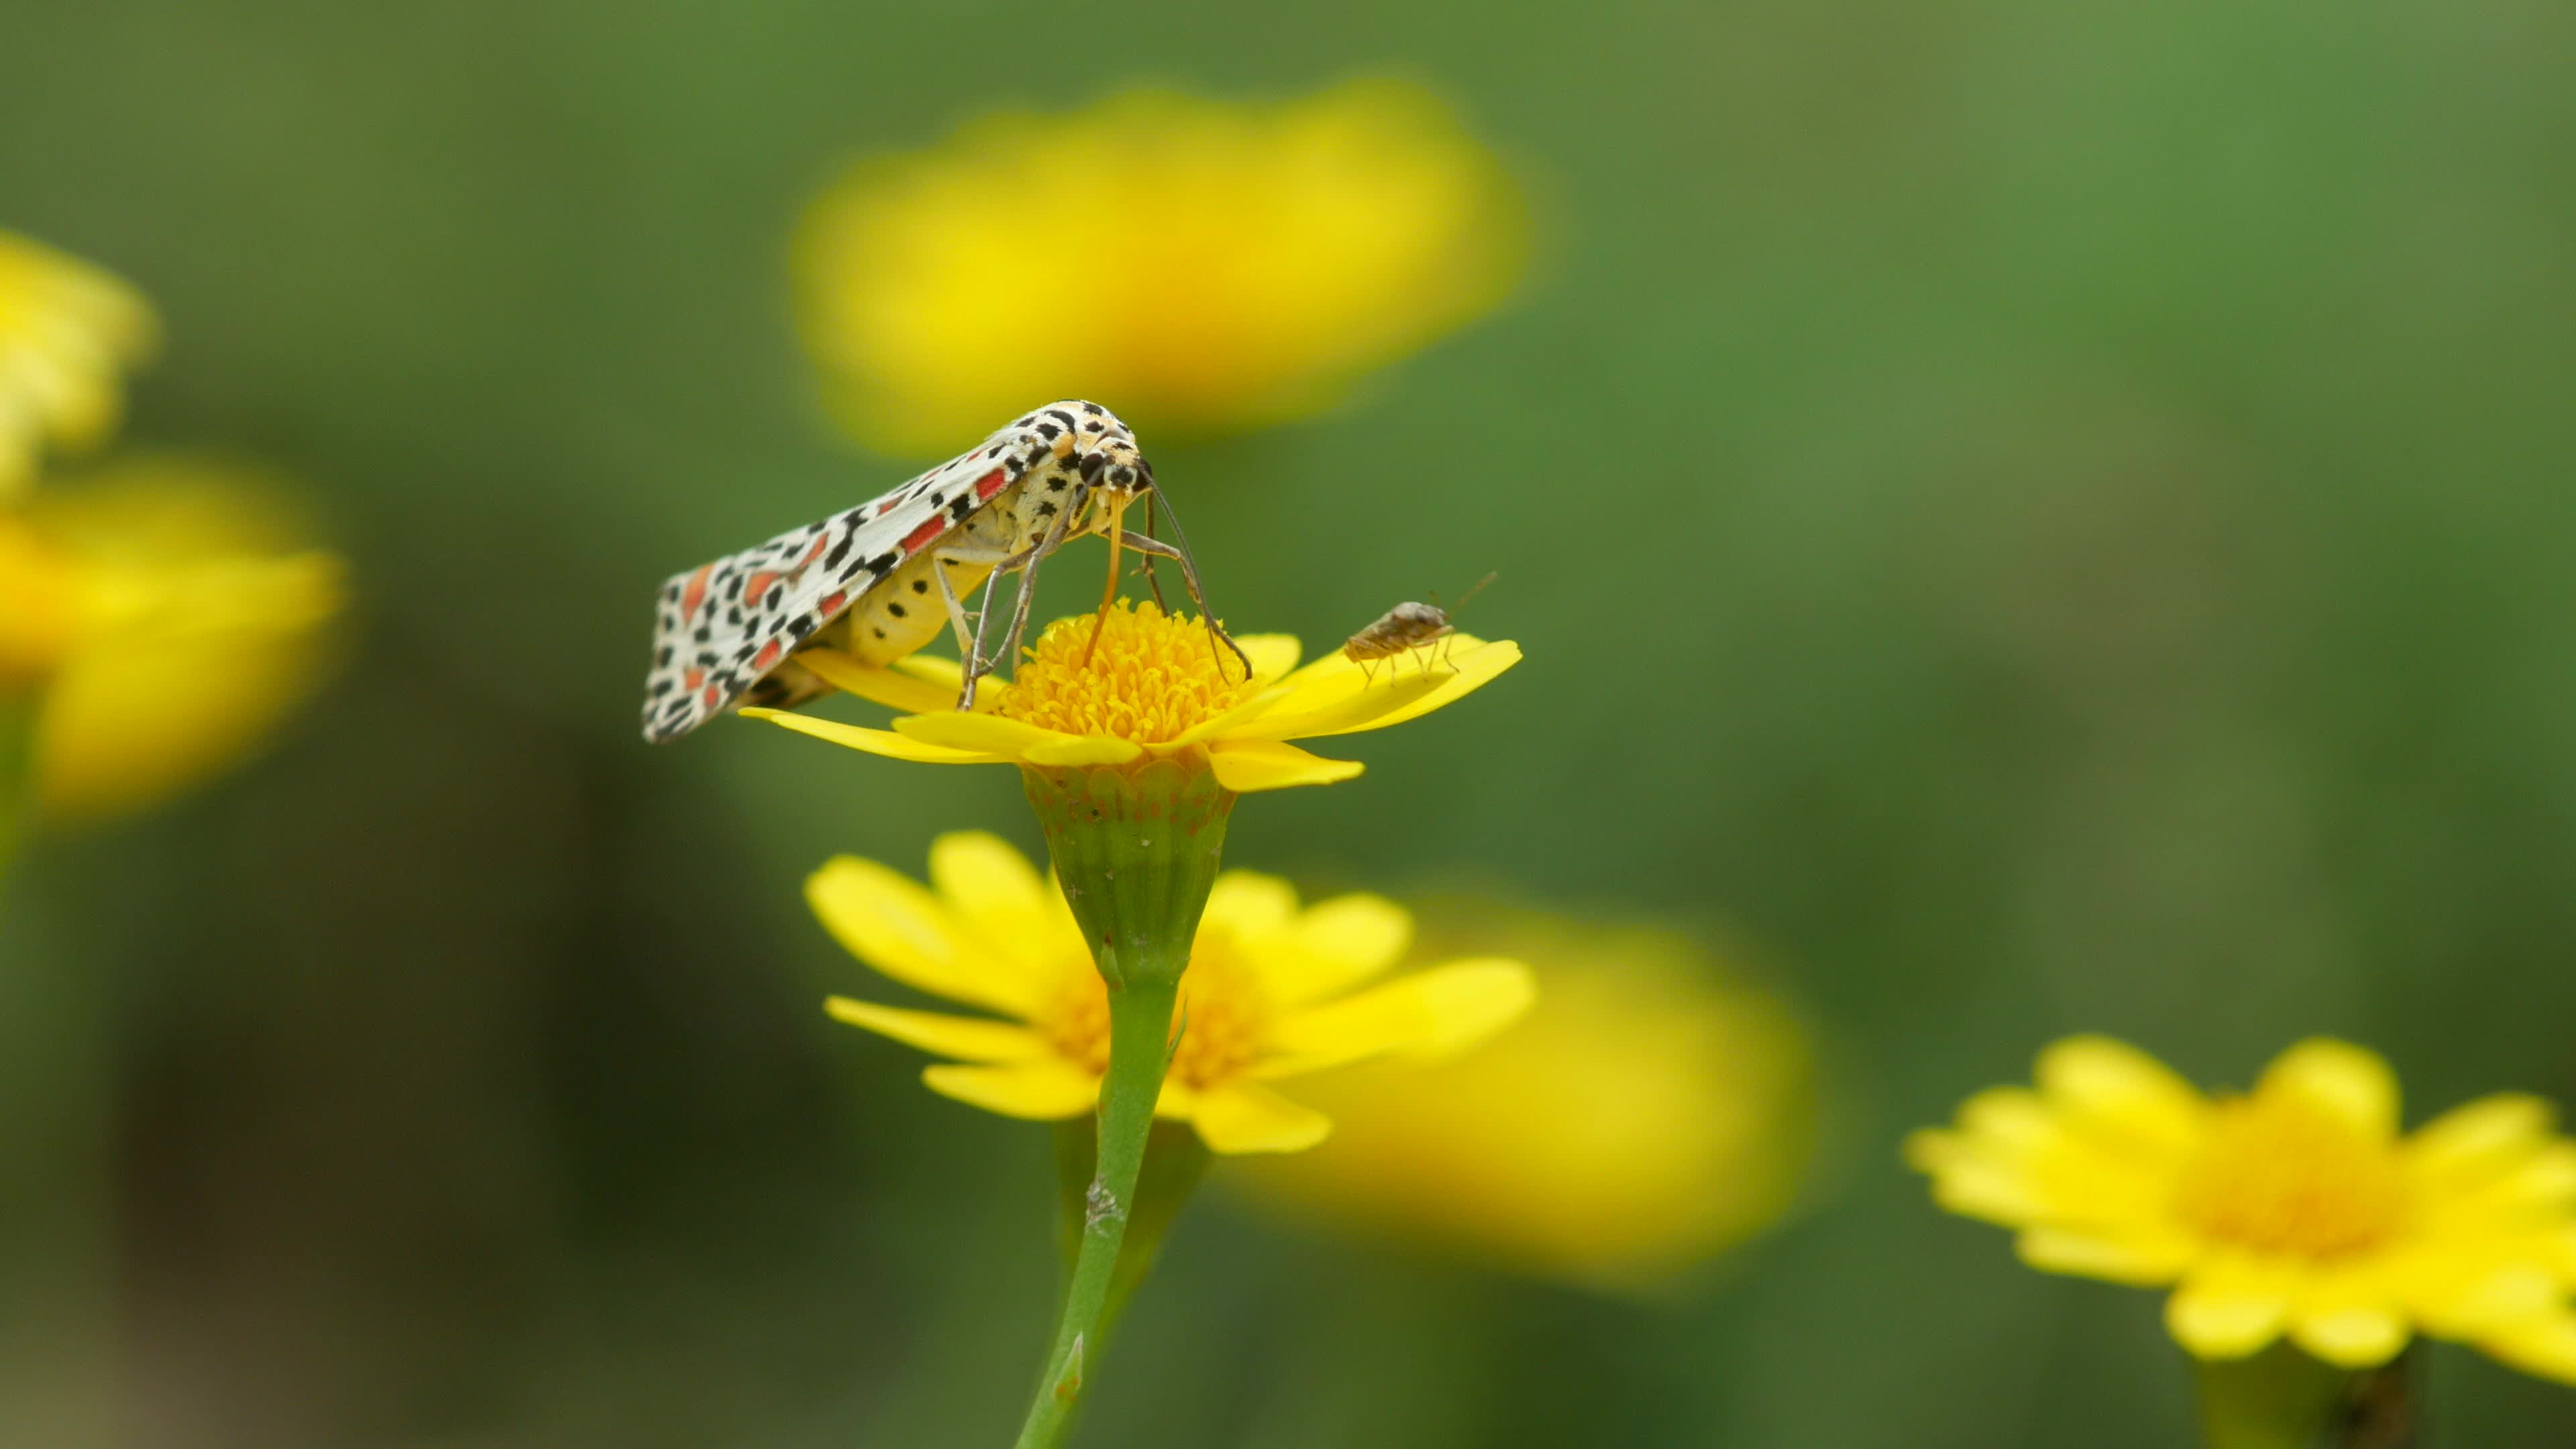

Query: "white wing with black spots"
left=638, top=402, right=1136, bottom=743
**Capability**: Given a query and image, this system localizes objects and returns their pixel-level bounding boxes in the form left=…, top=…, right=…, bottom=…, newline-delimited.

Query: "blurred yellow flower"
left=1236, top=914, right=1813, bottom=1293
left=1909, top=1036, right=2576, bottom=1383
left=747, top=598, right=1518, bottom=792
left=811, top=832, right=1534, bottom=1154
left=0, top=231, right=157, bottom=500
left=794, top=76, right=1534, bottom=453
left=9, top=459, right=347, bottom=820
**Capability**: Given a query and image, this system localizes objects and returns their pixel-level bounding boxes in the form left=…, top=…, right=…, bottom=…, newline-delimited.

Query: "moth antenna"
left=1138, top=492, right=1170, bottom=612
left=1147, top=487, right=1253, bottom=683
left=1452, top=571, right=1499, bottom=619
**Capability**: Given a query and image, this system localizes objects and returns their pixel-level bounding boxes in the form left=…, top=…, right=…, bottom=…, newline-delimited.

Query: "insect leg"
left=989, top=506, right=1078, bottom=694
left=928, top=550, right=1002, bottom=663
left=1114, top=527, right=1254, bottom=682
left=1136, top=493, right=1170, bottom=612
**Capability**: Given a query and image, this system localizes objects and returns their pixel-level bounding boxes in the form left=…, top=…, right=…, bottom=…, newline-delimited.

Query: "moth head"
left=1079, top=437, right=1154, bottom=504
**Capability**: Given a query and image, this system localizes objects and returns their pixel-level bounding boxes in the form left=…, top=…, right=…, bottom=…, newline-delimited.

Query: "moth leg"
left=928, top=545, right=1014, bottom=663
left=985, top=508, right=1079, bottom=704
left=1114, top=529, right=1255, bottom=682
left=958, top=510, right=1076, bottom=712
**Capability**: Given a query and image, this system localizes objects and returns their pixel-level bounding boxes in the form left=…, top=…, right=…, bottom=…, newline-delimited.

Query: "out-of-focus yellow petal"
left=1263, top=958, right=1534, bottom=1075
left=2477, top=1310, right=2576, bottom=1386
left=742, top=707, right=998, bottom=763
left=28, top=462, right=346, bottom=820
left=922, top=1059, right=1099, bottom=1120
left=2259, top=1038, right=2401, bottom=1142
left=1265, top=891, right=1413, bottom=1008
left=2288, top=1264, right=2413, bottom=1367
left=2015, top=1225, right=2196, bottom=1285
left=0, top=231, right=158, bottom=500
left=1239, top=921, right=1813, bottom=1293
left=793, top=76, right=1532, bottom=453
left=824, top=996, right=1050, bottom=1063
left=2407, top=1094, right=2559, bottom=1187
left=805, top=855, right=1037, bottom=1017
left=2034, top=1034, right=2209, bottom=1160
left=1208, top=738, right=1362, bottom=792
left=2166, top=1254, right=2298, bottom=1358
left=1193, top=1081, right=1332, bottom=1155
left=1200, top=871, right=1300, bottom=942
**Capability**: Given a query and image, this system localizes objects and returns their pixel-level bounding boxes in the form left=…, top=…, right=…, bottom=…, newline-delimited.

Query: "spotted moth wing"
left=638, top=430, right=1041, bottom=743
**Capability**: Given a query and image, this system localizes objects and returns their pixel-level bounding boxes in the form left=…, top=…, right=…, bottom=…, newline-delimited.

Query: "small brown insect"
left=1343, top=574, right=1495, bottom=680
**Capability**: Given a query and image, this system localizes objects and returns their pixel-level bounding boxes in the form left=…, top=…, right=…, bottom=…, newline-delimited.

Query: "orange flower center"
left=2171, top=1094, right=2408, bottom=1259
left=1040, top=919, right=1269, bottom=1090
left=994, top=598, right=1252, bottom=745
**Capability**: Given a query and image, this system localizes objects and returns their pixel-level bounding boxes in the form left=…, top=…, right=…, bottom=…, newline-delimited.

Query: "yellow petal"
left=1264, top=959, right=1534, bottom=1075
left=930, top=830, right=1072, bottom=1000
left=2258, top=1038, right=2400, bottom=1141
left=1266, top=891, right=1414, bottom=1008
left=922, top=1059, right=1100, bottom=1120
left=1193, top=1081, right=1332, bottom=1154
left=1301, top=637, right=1521, bottom=737
left=805, top=855, right=1038, bottom=1016
left=743, top=706, right=1000, bottom=763
left=1234, top=633, right=1302, bottom=682
left=1024, top=733, right=1148, bottom=766
left=2166, top=1254, right=2298, bottom=1358
left=2015, top=1226, right=2195, bottom=1285
left=794, top=647, right=959, bottom=714
left=2290, top=1267, right=2412, bottom=1368
left=824, top=996, right=1050, bottom=1062
left=1208, top=738, right=1364, bottom=791
left=1222, top=667, right=1452, bottom=742
left=2035, top=1035, right=2208, bottom=1159
left=893, top=710, right=1093, bottom=759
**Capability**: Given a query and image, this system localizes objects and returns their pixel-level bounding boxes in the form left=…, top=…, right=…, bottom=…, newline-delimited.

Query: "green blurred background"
left=6, top=0, right=2576, bottom=1444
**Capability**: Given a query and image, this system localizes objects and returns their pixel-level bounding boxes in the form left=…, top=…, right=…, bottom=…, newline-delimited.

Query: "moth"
left=1342, top=573, right=1495, bottom=681
left=640, top=400, right=1240, bottom=743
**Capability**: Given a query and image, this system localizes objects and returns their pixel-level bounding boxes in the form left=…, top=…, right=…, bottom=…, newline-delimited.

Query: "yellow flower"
left=0, top=231, right=157, bottom=500
left=794, top=76, right=1534, bottom=453
left=1236, top=914, right=1813, bottom=1293
left=810, top=832, right=1535, bottom=1154
left=9, top=459, right=347, bottom=820
left=1908, top=1035, right=2576, bottom=1382
left=745, top=598, right=1517, bottom=792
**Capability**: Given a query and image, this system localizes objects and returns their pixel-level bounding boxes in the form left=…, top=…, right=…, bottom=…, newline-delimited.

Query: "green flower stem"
left=1014, top=757, right=1233, bottom=1449
left=1053, top=1119, right=1214, bottom=1342
left=1014, top=973, right=1177, bottom=1449
left=2195, top=1344, right=2368, bottom=1449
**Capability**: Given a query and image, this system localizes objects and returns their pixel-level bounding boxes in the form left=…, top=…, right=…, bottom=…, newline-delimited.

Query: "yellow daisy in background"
left=8, top=458, right=347, bottom=820
left=1908, top=1035, right=2576, bottom=1383
left=0, top=230, right=157, bottom=500
left=1236, top=913, right=1813, bottom=1294
left=795, top=76, right=1534, bottom=454
left=811, top=831, right=1535, bottom=1154
left=747, top=597, right=1518, bottom=792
